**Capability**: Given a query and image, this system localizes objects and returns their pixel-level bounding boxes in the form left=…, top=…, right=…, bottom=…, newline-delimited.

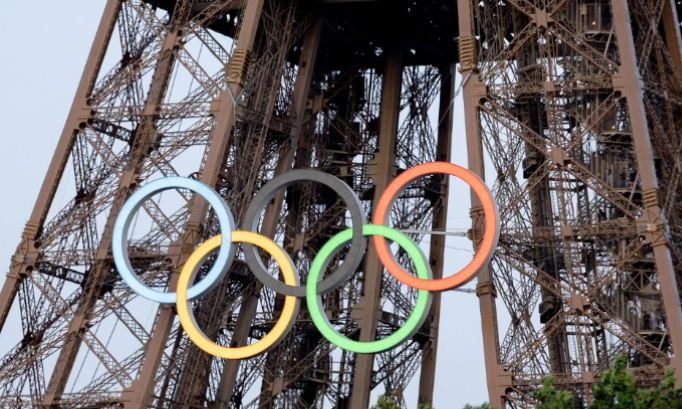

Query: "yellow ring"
left=176, top=231, right=300, bottom=359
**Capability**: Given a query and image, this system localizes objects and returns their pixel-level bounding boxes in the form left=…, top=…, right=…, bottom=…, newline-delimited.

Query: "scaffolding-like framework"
left=457, top=0, right=682, bottom=406
left=4, top=0, right=682, bottom=408
left=0, top=1, right=459, bottom=408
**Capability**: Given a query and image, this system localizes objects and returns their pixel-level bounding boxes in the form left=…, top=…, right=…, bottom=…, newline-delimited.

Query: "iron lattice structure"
left=457, top=0, right=682, bottom=406
left=0, top=0, right=459, bottom=408
left=4, top=0, right=682, bottom=408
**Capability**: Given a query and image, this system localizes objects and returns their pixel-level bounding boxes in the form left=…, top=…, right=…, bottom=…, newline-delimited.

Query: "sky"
left=0, top=1, right=491, bottom=407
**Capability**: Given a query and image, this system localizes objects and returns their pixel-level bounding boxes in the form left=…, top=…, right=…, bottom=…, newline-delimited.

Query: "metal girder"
left=458, top=0, right=682, bottom=405
left=1, top=1, right=461, bottom=408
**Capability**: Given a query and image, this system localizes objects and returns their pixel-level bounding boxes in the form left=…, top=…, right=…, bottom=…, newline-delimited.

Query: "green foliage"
left=536, top=376, right=572, bottom=409
left=460, top=355, right=682, bottom=409
left=370, top=394, right=400, bottom=409
left=529, top=355, right=682, bottom=409
left=462, top=403, right=490, bottom=409
left=648, top=368, right=682, bottom=409
left=590, top=355, right=682, bottom=409
left=369, top=393, right=434, bottom=409
left=590, top=355, right=637, bottom=409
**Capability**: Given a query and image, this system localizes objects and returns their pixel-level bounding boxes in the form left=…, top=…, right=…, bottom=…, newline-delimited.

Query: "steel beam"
left=662, top=0, right=682, bottom=78
left=348, top=49, right=403, bottom=409
left=0, top=0, right=120, bottom=337
left=119, top=1, right=267, bottom=407
left=216, top=16, right=323, bottom=407
left=456, top=0, right=508, bottom=406
left=416, top=64, right=455, bottom=406
left=610, top=0, right=682, bottom=382
left=43, top=1, right=194, bottom=405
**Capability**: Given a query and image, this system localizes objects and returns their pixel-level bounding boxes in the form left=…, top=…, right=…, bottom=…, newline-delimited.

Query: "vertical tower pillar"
left=416, top=65, right=454, bottom=406
left=456, top=0, right=509, bottom=407
left=349, top=49, right=403, bottom=409
left=610, top=0, right=682, bottom=378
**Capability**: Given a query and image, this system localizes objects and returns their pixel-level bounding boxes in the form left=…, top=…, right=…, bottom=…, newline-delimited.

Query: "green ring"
left=306, top=224, right=432, bottom=354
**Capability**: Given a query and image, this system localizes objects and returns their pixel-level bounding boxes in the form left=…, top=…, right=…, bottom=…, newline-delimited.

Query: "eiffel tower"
left=3, top=0, right=682, bottom=408
left=0, top=1, right=458, bottom=407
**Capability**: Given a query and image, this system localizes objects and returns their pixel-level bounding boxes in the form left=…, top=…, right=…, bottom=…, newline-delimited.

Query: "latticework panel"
left=0, top=1, right=459, bottom=408
left=458, top=0, right=682, bottom=406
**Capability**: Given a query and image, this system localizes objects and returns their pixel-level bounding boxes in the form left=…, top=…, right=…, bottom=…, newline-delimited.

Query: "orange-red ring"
left=372, top=162, right=499, bottom=291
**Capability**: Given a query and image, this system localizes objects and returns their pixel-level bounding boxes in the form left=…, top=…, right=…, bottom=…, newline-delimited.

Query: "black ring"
left=242, top=170, right=366, bottom=297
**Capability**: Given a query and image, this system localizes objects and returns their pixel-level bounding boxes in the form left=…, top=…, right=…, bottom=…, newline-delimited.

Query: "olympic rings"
left=112, top=161, right=499, bottom=359
left=372, top=162, right=500, bottom=291
left=112, top=177, right=235, bottom=304
left=176, top=232, right=300, bottom=359
left=306, top=224, right=432, bottom=353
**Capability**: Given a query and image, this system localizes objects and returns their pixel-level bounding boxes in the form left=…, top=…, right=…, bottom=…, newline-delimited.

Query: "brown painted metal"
left=0, top=0, right=121, bottom=336
left=457, top=0, right=682, bottom=404
left=662, top=0, right=682, bottom=77
left=348, top=49, right=403, bottom=409
left=1, top=1, right=460, bottom=408
left=610, top=0, right=682, bottom=376
left=416, top=64, right=455, bottom=407
left=27, top=0, right=682, bottom=406
left=217, top=15, right=322, bottom=407
left=120, top=2, right=267, bottom=408
left=457, top=2, right=509, bottom=408
left=43, top=2, right=197, bottom=405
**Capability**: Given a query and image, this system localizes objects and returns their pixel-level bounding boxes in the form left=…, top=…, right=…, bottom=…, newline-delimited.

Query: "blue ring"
left=112, top=177, right=235, bottom=304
